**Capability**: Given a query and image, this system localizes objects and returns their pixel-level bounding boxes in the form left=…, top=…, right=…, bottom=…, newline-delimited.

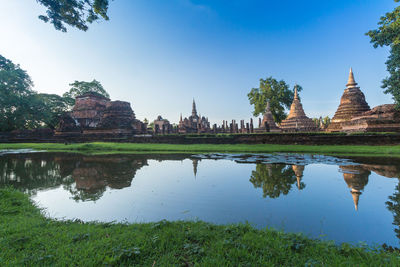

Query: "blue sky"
left=0, top=0, right=396, bottom=124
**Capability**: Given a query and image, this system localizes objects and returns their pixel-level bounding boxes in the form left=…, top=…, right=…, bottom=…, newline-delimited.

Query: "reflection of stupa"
left=192, top=159, right=199, bottom=177
left=292, top=165, right=305, bottom=190
left=340, top=165, right=370, bottom=211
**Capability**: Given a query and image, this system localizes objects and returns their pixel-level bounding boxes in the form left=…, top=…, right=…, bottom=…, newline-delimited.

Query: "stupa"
left=280, top=86, right=318, bottom=132
left=260, top=101, right=281, bottom=132
left=327, top=68, right=370, bottom=132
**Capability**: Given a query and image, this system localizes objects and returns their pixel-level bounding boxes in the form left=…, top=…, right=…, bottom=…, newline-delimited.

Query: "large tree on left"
left=0, top=54, right=71, bottom=131
left=0, top=55, right=35, bottom=131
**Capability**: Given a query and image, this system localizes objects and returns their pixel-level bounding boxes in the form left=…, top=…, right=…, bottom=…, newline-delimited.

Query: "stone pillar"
left=162, top=124, right=166, bottom=134
left=259, top=118, right=262, bottom=128
left=246, top=122, right=250, bottom=133
left=250, top=118, right=254, bottom=133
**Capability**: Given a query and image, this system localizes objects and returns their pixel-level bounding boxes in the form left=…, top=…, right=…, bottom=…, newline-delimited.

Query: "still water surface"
left=1, top=151, right=400, bottom=247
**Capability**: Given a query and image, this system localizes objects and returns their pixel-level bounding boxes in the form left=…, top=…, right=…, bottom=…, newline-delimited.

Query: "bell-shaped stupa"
left=261, top=101, right=281, bottom=132
left=280, top=86, right=318, bottom=132
left=327, top=68, right=370, bottom=132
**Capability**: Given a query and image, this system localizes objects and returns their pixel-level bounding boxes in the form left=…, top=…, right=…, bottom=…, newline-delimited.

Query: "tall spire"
left=192, top=98, right=197, bottom=116
left=180, top=113, right=183, bottom=123
left=294, top=85, right=299, bottom=100
left=351, top=190, right=360, bottom=211
left=346, top=68, right=358, bottom=88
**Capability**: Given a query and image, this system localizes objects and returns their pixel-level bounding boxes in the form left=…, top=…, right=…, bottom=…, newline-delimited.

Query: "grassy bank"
left=1, top=142, right=400, bottom=156
left=0, top=188, right=398, bottom=266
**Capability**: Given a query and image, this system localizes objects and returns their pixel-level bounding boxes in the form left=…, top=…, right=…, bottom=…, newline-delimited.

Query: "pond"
left=1, top=151, right=400, bottom=247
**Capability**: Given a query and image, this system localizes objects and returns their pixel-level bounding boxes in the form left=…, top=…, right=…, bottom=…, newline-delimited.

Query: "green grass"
left=1, top=142, right=400, bottom=156
left=0, top=188, right=398, bottom=266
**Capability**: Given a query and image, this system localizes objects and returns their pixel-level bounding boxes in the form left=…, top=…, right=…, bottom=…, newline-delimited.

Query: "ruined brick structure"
left=326, top=69, right=400, bottom=133
left=327, top=69, right=371, bottom=132
left=254, top=101, right=281, bottom=133
left=178, top=99, right=211, bottom=133
left=280, top=86, right=318, bottom=132
left=56, top=92, right=146, bottom=136
left=153, top=115, right=172, bottom=134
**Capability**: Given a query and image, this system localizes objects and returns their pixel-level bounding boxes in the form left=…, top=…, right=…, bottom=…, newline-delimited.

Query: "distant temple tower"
left=327, top=68, right=370, bottom=132
left=280, top=86, right=318, bottom=132
left=178, top=99, right=211, bottom=133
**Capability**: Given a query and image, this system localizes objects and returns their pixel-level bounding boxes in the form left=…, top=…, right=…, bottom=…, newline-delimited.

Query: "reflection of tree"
left=0, top=154, right=73, bottom=195
left=249, top=164, right=305, bottom=198
left=387, top=182, right=400, bottom=241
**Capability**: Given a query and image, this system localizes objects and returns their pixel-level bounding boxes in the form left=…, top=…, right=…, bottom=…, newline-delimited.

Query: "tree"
left=366, top=0, right=400, bottom=107
left=247, top=77, right=302, bottom=123
left=0, top=54, right=35, bottom=131
left=31, top=94, right=72, bottom=129
left=0, top=54, right=72, bottom=131
left=36, top=0, right=111, bottom=32
left=63, top=79, right=110, bottom=105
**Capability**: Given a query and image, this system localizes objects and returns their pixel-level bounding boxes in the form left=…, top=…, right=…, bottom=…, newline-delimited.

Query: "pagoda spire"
left=346, top=68, right=358, bottom=88
left=351, top=190, right=360, bottom=211
left=180, top=113, right=183, bottom=123
left=294, top=84, right=299, bottom=100
left=192, top=98, right=197, bottom=116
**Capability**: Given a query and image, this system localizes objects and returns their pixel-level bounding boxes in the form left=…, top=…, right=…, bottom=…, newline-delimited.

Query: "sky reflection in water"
left=0, top=152, right=399, bottom=247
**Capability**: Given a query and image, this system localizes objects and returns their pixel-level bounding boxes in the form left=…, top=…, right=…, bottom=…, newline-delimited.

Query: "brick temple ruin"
left=54, top=68, right=400, bottom=138
left=56, top=92, right=147, bottom=137
left=327, top=69, right=400, bottom=133
left=178, top=100, right=211, bottom=134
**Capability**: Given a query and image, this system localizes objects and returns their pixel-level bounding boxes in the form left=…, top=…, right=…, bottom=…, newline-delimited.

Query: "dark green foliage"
left=0, top=188, right=398, bottom=265
left=0, top=54, right=72, bottom=131
left=36, top=0, right=110, bottom=32
left=0, top=55, right=34, bottom=131
left=366, top=0, right=400, bottom=107
left=63, top=79, right=110, bottom=106
left=387, top=182, right=400, bottom=240
left=247, top=77, right=302, bottom=123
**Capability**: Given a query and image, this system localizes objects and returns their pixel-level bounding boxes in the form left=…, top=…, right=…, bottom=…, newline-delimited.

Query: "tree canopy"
left=0, top=54, right=72, bottom=131
left=0, top=55, right=34, bottom=131
left=366, top=0, right=400, bottom=107
left=247, top=77, right=302, bottom=123
left=36, top=0, right=111, bottom=32
left=63, top=79, right=110, bottom=105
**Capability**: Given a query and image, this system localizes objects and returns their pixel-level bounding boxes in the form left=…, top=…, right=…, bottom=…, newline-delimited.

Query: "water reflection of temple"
left=340, top=166, right=370, bottom=211
left=292, top=165, right=305, bottom=190
left=192, top=158, right=199, bottom=177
